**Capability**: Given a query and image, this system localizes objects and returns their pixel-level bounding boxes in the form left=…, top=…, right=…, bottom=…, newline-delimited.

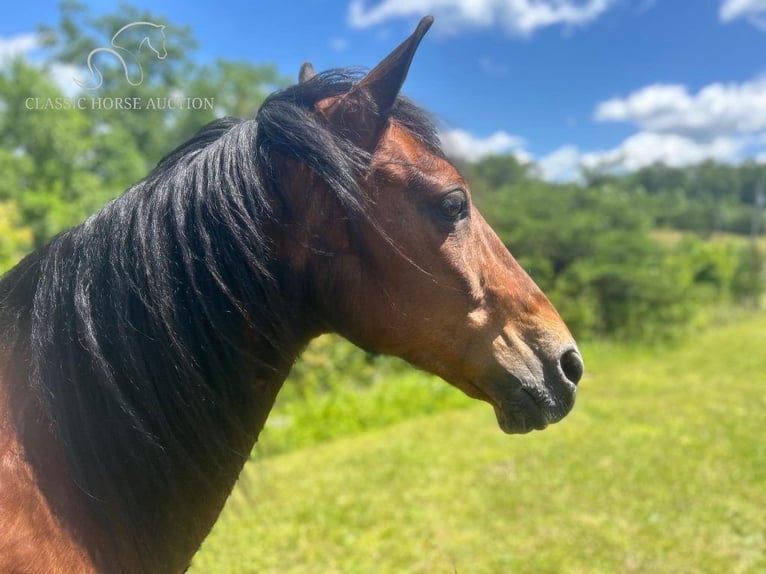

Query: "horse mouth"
left=492, top=387, right=550, bottom=434
left=471, top=378, right=575, bottom=435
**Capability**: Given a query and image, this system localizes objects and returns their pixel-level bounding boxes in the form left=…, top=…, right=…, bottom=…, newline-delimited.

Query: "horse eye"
left=439, top=190, right=467, bottom=221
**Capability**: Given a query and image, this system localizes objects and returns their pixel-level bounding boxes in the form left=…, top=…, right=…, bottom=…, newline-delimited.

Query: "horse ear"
left=299, top=62, right=316, bottom=84
left=324, top=15, right=434, bottom=150
left=356, top=15, right=433, bottom=117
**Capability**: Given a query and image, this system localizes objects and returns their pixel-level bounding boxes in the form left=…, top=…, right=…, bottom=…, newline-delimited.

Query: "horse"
left=0, top=16, right=583, bottom=573
left=74, top=21, right=167, bottom=89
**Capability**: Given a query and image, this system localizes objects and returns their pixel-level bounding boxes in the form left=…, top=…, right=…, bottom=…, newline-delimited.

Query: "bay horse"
left=0, top=16, right=583, bottom=573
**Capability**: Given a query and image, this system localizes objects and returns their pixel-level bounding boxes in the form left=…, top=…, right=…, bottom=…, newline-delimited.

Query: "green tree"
left=38, top=1, right=290, bottom=168
left=0, top=59, right=139, bottom=244
left=172, top=59, right=287, bottom=144
left=1, top=1, right=291, bottom=247
left=731, top=245, right=764, bottom=308
left=461, top=154, right=534, bottom=198
left=0, top=201, right=33, bottom=272
left=473, top=182, right=706, bottom=339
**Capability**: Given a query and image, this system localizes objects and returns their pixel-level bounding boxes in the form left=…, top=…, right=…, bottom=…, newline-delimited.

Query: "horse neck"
left=0, top=117, right=328, bottom=571
left=0, top=235, right=309, bottom=572
left=2, top=329, right=298, bottom=573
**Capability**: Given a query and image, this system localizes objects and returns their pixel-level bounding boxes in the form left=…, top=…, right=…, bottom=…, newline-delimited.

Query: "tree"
left=0, top=59, right=131, bottom=245
left=461, top=154, right=533, bottom=198
left=1, top=1, right=291, bottom=248
left=37, top=0, right=291, bottom=166
left=731, top=245, right=764, bottom=308
left=0, top=201, right=33, bottom=272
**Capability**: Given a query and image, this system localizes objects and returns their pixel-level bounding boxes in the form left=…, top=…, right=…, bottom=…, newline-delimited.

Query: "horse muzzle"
left=483, top=344, right=584, bottom=434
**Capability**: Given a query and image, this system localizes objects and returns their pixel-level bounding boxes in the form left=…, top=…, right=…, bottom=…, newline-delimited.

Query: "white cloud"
left=588, top=76, right=766, bottom=176
left=535, top=135, right=745, bottom=183
left=0, top=33, right=39, bottom=65
left=0, top=32, right=84, bottom=96
left=582, top=132, right=746, bottom=172
left=720, top=0, right=766, bottom=27
left=348, top=0, right=616, bottom=36
left=440, top=73, right=766, bottom=182
left=594, top=78, right=766, bottom=141
left=538, top=145, right=582, bottom=181
left=442, top=75, right=766, bottom=182
left=528, top=133, right=749, bottom=183
left=443, top=130, right=751, bottom=183
left=440, top=128, right=529, bottom=162
left=47, top=62, right=85, bottom=97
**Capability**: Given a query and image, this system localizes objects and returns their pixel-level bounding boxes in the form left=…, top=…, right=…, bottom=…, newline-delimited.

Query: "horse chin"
left=492, top=391, right=550, bottom=435
left=463, top=378, right=550, bottom=434
left=487, top=378, right=579, bottom=435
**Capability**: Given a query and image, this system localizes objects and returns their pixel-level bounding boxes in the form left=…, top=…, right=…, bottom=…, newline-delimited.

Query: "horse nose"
left=559, top=348, right=584, bottom=386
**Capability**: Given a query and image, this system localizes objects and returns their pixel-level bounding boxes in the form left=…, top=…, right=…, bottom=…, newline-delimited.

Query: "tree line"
left=461, top=155, right=764, bottom=339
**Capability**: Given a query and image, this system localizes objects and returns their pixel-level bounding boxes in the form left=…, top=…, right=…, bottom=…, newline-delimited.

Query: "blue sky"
left=2, top=0, right=766, bottom=180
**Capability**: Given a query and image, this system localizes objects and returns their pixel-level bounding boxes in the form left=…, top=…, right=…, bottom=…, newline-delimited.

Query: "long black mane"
left=0, top=69, right=442, bottom=567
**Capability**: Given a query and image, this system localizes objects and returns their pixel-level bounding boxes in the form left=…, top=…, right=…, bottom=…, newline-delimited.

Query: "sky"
left=2, top=0, right=766, bottom=181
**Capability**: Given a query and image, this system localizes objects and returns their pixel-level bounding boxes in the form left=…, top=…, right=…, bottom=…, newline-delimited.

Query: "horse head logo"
left=74, top=21, right=167, bottom=90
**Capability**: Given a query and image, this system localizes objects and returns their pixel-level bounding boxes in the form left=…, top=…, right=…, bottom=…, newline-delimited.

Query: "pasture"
left=192, top=313, right=766, bottom=573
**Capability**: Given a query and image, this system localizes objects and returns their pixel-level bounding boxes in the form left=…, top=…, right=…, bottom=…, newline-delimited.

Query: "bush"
left=476, top=183, right=702, bottom=340
left=0, top=201, right=33, bottom=273
left=731, top=245, right=764, bottom=308
left=549, top=235, right=698, bottom=340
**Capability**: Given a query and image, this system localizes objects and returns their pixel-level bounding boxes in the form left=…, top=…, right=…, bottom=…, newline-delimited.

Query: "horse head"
left=284, top=17, right=583, bottom=434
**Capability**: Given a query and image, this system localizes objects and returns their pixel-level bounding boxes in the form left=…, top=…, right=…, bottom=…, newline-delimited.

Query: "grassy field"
left=191, top=314, right=766, bottom=573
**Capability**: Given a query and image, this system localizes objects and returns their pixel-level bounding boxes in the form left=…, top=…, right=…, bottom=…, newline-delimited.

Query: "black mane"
left=0, top=69, right=442, bottom=568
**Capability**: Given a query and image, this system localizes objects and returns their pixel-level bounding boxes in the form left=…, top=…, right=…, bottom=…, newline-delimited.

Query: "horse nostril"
left=559, top=349, right=584, bottom=386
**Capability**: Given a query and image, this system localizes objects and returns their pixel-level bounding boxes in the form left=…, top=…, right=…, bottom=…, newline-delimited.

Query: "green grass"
left=191, top=314, right=766, bottom=573
left=258, top=367, right=473, bottom=457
